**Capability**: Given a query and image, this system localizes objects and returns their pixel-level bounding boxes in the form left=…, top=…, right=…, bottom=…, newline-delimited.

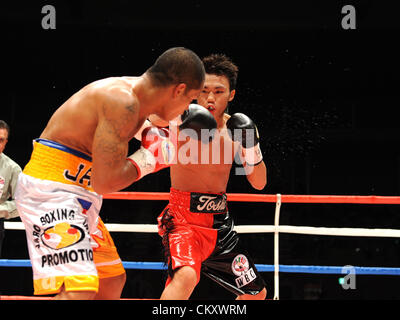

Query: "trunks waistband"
left=35, top=139, right=92, bottom=161
left=169, top=187, right=227, bottom=214
left=23, top=139, right=94, bottom=192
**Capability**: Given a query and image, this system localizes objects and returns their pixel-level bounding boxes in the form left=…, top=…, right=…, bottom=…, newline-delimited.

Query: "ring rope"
left=5, top=222, right=400, bottom=238
left=104, top=192, right=400, bottom=204
left=79, top=192, right=400, bottom=300
left=4, top=192, right=400, bottom=300
left=1, top=259, right=400, bottom=276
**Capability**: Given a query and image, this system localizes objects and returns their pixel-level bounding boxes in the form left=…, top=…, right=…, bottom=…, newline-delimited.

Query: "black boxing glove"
left=173, top=103, right=217, bottom=143
left=135, top=104, right=217, bottom=143
left=226, top=113, right=263, bottom=166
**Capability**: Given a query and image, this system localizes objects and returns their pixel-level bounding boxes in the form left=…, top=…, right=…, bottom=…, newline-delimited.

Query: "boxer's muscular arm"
left=245, top=160, right=267, bottom=190
left=91, top=91, right=140, bottom=195
left=227, top=113, right=267, bottom=191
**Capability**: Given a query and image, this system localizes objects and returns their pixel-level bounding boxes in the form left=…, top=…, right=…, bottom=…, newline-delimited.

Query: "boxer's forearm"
left=245, top=161, right=267, bottom=190
left=91, top=159, right=139, bottom=195
left=91, top=127, right=139, bottom=195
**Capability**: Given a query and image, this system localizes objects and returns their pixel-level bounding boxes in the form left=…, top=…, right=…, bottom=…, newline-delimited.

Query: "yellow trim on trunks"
left=23, top=141, right=94, bottom=192
left=33, top=275, right=99, bottom=295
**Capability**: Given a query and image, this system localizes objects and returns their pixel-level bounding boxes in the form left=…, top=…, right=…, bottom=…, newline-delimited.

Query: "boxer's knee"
left=95, top=272, right=126, bottom=300
left=54, top=285, right=96, bottom=300
left=172, top=266, right=198, bottom=290
left=161, top=266, right=198, bottom=300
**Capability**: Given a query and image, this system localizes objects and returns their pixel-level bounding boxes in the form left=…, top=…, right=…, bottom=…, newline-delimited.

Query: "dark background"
left=1, top=0, right=400, bottom=299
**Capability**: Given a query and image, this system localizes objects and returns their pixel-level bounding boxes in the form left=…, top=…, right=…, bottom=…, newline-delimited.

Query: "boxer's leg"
left=202, top=213, right=267, bottom=299
left=15, top=174, right=100, bottom=298
left=54, top=286, right=97, bottom=300
left=91, top=217, right=126, bottom=300
left=159, top=219, right=203, bottom=300
left=158, top=190, right=219, bottom=300
left=160, top=266, right=198, bottom=300
left=95, top=273, right=126, bottom=300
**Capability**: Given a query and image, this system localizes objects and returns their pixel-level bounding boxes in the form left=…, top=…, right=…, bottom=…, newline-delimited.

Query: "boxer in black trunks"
left=157, top=54, right=267, bottom=300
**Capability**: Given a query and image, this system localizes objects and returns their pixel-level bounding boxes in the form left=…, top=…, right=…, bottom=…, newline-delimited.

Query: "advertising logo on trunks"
left=30, top=203, right=94, bottom=268
left=190, top=193, right=227, bottom=213
left=231, top=254, right=257, bottom=288
left=232, top=254, right=249, bottom=276
left=41, top=222, right=85, bottom=250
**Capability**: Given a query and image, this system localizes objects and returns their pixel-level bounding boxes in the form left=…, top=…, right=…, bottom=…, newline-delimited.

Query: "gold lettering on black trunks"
left=190, top=193, right=227, bottom=213
left=63, top=163, right=92, bottom=187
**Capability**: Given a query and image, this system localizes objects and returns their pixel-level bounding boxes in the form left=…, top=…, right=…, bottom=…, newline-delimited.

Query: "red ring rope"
left=104, top=192, right=400, bottom=204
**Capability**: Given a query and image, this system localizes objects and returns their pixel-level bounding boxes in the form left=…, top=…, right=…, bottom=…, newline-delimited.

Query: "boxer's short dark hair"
left=147, top=47, right=205, bottom=92
left=202, top=54, right=238, bottom=91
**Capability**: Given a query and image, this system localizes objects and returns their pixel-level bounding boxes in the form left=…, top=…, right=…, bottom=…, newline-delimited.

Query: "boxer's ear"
left=228, top=89, right=236, bottom=102
left=172, top=83, right=187, bottom=98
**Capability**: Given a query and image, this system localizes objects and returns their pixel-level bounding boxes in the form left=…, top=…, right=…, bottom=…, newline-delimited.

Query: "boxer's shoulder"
left=87, top=78, right=138, bottom=107
left=88, top=80, right=139, bottom=118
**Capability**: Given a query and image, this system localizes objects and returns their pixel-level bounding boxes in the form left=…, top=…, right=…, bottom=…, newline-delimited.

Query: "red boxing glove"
left=127, top=126, right=176, bottom=180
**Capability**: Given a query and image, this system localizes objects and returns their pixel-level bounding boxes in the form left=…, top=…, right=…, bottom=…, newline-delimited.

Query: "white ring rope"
left=6, top=192, right=400, bottom=301
left=5, top=222, right=400, bottom=237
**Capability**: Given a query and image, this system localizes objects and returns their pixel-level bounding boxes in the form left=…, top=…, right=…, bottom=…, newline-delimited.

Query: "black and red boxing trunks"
left=157, top=188, right=265, bottom=296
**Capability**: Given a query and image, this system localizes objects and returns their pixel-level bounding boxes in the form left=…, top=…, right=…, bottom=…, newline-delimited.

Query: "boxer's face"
left=198, top=74, right=235, bottom=119
left=0, top=128, right=8, bottom=154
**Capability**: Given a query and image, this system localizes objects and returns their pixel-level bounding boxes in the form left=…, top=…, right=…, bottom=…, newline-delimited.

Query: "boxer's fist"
left=127, top=126, right=176, bottom=180
left=226, top=113, right=259, bottom=147
left=173, top=104, right=217, bottom=143
left=227, top=113, right=263, bottom=166
left=179, top=104, right=217, bottom=133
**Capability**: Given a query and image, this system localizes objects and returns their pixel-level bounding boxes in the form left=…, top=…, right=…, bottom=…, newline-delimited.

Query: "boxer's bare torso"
left=40, top=77, right=144, bottom=156
left=39, top=75, right=201, bottom=194
left=39, top=77, right=150, bottom=194
left=170, top=72, right=266, bottom=194
left=171, top=113, right=240, bottom=194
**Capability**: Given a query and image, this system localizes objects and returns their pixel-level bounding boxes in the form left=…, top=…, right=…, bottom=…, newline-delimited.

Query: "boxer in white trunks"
left=15, top=47, right=216, bottom=300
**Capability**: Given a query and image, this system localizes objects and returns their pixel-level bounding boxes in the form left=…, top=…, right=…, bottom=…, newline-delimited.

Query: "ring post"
left=273, top=193, right=282, bottom=300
